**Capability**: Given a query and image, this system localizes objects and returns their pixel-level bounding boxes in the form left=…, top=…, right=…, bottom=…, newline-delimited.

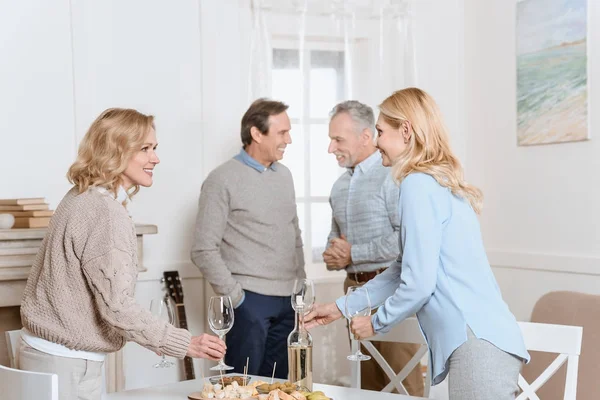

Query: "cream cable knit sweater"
left=21, top=187, right=190, bottom=358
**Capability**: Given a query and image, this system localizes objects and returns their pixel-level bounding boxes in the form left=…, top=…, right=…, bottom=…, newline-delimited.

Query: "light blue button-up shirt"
left=337, top=172, right=530, bottom=384
left=234, top=148, right=277, bottom=173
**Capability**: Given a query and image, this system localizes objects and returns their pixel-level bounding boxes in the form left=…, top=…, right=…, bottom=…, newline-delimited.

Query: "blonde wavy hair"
left=379, top=88, right=483, bottom=213
left=67, top=108, right=155, bottom=197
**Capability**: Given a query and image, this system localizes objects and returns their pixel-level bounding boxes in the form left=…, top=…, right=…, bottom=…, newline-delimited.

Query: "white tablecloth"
left=102, top=374, right=427, bottom=400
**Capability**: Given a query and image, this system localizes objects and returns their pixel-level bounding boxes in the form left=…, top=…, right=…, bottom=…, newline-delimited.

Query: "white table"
left=102, top=375, right=427, bottom=400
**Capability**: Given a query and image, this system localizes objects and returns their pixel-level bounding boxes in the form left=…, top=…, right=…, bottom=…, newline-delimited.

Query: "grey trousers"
left=447, top=329, right=523, bottom=400
left=17, top=339, right=104, bottom=400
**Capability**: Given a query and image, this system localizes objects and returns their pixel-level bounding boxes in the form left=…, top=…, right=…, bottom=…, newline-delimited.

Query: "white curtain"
left=246, top=0, right=417, bottom=109
left=243, top=0, right=418, bottom=386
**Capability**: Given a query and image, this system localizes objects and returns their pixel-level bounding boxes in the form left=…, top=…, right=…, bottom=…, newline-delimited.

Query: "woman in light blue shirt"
left=306, top=88, right=529, bottom=399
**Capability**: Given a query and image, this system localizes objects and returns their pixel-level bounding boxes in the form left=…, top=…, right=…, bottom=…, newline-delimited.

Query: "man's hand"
left=323, top=248, right=346, bottom=270
left=323, top=234, right=352, bottom=269
left=304, top=303, right=344, bottom=329
left=350, top=315, right=375, bottom=340
left=186, top=334, right=227, bottom=360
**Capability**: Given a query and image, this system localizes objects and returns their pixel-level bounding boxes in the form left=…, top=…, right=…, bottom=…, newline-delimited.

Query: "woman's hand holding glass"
left=350, top=316, right=375, bottom=340
left=187, top=334, right=226, bottom=361
left=208, top=295, right=235, bottom=371
left=345, top=286, right=372, bottom=361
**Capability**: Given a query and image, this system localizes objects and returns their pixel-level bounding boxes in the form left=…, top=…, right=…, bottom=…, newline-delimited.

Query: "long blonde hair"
left=67, top=108, right=155, bottom=197
left=379, top=88, right=483, bottom=213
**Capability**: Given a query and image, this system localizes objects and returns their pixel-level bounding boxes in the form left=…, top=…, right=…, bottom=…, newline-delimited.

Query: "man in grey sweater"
left=191, top=98, right=305, bottom=378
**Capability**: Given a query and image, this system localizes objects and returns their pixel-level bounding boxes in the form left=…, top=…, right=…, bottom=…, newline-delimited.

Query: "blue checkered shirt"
left=327, top=151, right=400, bottom=273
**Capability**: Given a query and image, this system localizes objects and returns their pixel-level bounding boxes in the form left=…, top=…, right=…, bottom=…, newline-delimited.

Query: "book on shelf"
left=0, top=204, right=50, bottom=211
left=3, top=210, right=54, bottom=217
left=13, top=217, right=51, bottom=229
left=0, top=198, right=46, bottom=206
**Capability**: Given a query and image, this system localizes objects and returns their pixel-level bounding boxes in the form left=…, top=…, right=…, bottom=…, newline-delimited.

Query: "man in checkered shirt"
left=323, top=100, right=424, bottom=396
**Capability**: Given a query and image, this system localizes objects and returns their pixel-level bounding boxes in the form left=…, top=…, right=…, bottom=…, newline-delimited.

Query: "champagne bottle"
left=287, top=307, right=313, bottom=390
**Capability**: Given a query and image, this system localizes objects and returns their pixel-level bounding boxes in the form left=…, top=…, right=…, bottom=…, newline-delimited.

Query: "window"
left=271, top=46, right=346, bottom=265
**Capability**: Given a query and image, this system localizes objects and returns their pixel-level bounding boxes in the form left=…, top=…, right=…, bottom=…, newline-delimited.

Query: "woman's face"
left=121, top=128, right=160, bottom=189
left=375, top=114, right=408, bottom=167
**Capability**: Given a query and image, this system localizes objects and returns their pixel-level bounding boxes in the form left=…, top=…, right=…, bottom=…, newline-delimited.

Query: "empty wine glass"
left=149, top=296, right=175, bottom=368
left=291, top=278, right=315, bottom=313
left=208, top=295, right=235, bottom=371
left=345, top=286, right=372, bottom=361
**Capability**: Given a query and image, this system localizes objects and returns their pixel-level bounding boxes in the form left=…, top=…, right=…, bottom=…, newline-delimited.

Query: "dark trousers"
left=225, top=290, right=294, bottom=379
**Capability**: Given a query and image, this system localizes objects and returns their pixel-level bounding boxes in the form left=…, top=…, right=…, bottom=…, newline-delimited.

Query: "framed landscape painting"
left=516, top=0, right=589, bottom=146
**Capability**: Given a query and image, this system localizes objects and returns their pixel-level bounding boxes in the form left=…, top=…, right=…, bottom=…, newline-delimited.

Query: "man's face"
left=257, top=111, right=292, bottom=164
left=328, top=113, right=363, bottom=168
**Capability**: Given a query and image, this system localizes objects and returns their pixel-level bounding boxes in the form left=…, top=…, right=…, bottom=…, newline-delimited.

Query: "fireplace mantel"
left=0, top=224, right=157, bottom=306
left=0, top=223, right=157, bottom=392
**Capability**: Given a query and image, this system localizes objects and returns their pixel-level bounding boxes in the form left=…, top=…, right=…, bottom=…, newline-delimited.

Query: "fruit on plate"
left=299, top=390, right=331, bottom=400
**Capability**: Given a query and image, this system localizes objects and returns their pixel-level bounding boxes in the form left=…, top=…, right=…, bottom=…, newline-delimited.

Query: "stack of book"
left=0, top=198, right=54, bottom=228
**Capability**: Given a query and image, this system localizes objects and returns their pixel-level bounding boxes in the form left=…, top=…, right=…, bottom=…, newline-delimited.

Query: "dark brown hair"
left=241, top=98, right=289, bottom=147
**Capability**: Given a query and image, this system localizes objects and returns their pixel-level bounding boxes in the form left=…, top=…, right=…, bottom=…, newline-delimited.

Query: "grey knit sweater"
left=191, top=158, right=305, bottom=305
left=20, top=187, right=190, bottom=358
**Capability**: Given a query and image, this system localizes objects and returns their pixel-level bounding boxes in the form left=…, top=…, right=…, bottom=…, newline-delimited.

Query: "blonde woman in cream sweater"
left=18, top=108, right=226, bottom=400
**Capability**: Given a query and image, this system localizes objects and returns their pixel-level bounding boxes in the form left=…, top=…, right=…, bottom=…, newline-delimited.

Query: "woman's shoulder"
left=400, top=172, right=442, bottom=193
left=398, top=172, right=451, bottom=210
left=65, top=187, right=131, bottom=233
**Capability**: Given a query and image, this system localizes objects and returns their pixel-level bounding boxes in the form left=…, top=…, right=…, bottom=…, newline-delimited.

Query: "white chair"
left=517, top=321, right=583, bottom=400
left=0, top=363, right=58, bottom=400
left=5, top=329, right=21, bottom=368
left=353, top=317, right=432, bottom=397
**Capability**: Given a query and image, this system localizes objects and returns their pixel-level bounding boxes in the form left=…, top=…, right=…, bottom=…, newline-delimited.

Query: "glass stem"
left=218, top=334, right=225, bottom=365
left=348, top=317, right=362, bottom=355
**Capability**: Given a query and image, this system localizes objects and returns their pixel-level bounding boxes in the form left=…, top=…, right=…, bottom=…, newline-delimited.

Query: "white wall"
left=0, top=0, right=210, bottom=390
left=463, top=0, right=600, bottom=320
left=0, top=0, right=76, bottom=206
left=0, top=0, right=465, bottom=389
left=414, top=0, right=466, bottom=163
left=9, top=0, right=590, bottom=390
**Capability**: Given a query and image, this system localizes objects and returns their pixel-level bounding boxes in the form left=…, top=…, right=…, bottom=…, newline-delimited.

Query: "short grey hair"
left=329, top=100, right=376, bottom=143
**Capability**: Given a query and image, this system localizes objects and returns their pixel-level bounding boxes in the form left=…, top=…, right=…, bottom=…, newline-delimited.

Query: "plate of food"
left=188, top=380, right=261, bottom=399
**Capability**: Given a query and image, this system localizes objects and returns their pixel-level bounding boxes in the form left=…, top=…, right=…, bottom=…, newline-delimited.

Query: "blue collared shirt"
left=337, top=172, right=530, bottom=385
left=234, top=148, right=277, bottom=173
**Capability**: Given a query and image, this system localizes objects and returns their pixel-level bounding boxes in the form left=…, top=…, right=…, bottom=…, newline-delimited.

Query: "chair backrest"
left=354, top=317, right=432, bottom=397
left=517, top=321, right=583, bottom=400
left=4, top=329, right=21, bottom=368
left=521, top=291, right=600, bottom=400
left=354, top=318, right=583, bottom=400
left=0, top=363, right=58, bottom=400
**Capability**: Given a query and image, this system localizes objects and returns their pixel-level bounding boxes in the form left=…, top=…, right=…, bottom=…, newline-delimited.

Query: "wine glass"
left=149, top=296, right=175, bottom=368
left=208, top=295, right=235, bottom=371
left=345, top=286, right=372, bottom=361
left=291, top=278, right=315, bottom=313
